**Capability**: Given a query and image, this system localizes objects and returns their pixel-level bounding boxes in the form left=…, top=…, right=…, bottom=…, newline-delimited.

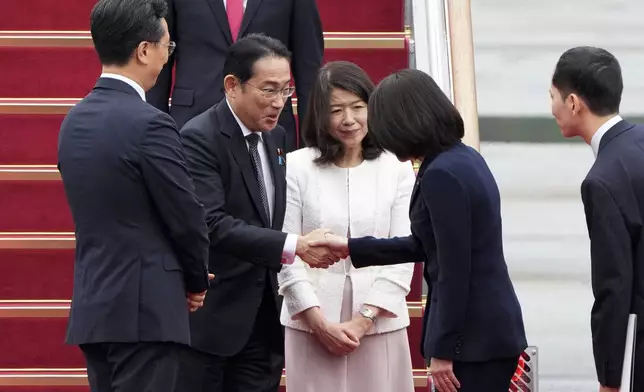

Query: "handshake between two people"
left=185, top=228, right=348, bottom=312
left=294, top=228, right=350, bottom=269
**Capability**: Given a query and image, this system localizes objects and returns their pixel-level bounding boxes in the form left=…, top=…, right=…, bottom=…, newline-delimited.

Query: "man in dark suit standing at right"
left=58, top=0, right=211, bottom=391
left=175, top=34, right=337, bottom=392
left=147, top=0, right=324, bottom=153
left=550, top=46, right=644, bottom=392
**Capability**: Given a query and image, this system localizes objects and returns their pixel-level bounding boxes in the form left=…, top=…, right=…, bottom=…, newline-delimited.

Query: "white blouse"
left=278, top=148, right=416, bottom=335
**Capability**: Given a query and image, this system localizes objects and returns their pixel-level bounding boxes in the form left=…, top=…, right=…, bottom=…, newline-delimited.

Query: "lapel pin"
left=277, top=148, right=285, bottom=166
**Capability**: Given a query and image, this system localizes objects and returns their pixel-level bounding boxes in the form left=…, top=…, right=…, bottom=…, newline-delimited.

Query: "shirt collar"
left=590, top=115, right=622, bottom=157
left=226, top=98, right=263, bottom=141
left=100, top=73, right=146, bottom=101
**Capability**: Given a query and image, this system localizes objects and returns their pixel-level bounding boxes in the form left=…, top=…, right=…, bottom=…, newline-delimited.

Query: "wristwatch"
left=359, top=307, right=376, bottom=322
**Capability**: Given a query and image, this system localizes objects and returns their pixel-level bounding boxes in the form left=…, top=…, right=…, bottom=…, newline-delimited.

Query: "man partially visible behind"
left=58, top=0, right=211, bottom=391
left=550, top=46, right=644, bottom=392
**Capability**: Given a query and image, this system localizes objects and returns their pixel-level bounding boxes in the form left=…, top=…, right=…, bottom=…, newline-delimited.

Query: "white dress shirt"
left=590, top=115, right=622, bottom=157
left=278, top=148, right=416, bottom=335
left=226, top=100, right=297, bottom=263
left=100, top=73, right=146, bottom=101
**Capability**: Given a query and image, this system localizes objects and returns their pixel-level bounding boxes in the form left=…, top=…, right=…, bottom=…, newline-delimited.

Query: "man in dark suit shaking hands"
left=147, top=0, right=324, bottom=153
left=175, top=34, right=337, bottom=392
left=550, top=46, right=644, bottom=392
left=58, top=0, right=212, bottom=391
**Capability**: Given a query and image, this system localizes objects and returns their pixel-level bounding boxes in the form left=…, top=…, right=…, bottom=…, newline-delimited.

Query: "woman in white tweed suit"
left=278, top=61, right=416, bottom=392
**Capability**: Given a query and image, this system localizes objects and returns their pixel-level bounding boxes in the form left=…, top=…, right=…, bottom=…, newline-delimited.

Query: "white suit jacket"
left=278, top=148, right=416, bottom=335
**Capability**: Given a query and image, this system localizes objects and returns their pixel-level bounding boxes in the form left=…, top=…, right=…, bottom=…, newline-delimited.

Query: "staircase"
left=0, top=0, right=428, bottom=390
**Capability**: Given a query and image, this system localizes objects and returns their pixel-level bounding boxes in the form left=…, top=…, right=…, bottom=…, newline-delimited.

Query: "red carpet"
left=0, top=317, right=424, bottom=369
left=0, top=318, right=84, bottom=368
left=0, top=47, right=406, bottom=98
left=0, top=181, right=73, bottom=232
left=9, top=389, right=89, bottom=392
left=0, top=0, right=94, bottom=30
left=0, top=115, right=64, bottom=164
left=0, top=250, right=74, bottom=299
left=0, top=0, right=402, bottom=32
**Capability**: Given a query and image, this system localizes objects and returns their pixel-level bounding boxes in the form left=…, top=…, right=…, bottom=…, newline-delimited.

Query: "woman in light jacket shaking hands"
left=278, top=61, right=416, bottom=392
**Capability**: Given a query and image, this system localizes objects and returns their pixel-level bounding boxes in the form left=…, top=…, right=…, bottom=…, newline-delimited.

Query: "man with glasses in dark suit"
left=174, top=34, right=337, bottom=392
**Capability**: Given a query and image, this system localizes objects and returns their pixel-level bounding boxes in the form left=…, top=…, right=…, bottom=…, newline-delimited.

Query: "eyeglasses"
left=245, top=82, right=295, bottom=100
left=157, top=41, right=176, bottom=56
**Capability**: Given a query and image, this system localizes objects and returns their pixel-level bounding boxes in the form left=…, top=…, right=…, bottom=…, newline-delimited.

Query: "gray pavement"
left=483, top=142, right=599, bottom=391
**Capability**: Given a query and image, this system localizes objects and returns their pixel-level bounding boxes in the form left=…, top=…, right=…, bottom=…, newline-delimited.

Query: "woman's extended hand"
left=428, top=358, right=460, bottom=392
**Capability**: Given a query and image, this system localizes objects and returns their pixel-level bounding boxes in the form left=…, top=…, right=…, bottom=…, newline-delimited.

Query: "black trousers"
left=175, top=289, right=284, bottom=392
left=80, top=342, right=182, bottom=392
left=450, top=356, right=519, bottom=392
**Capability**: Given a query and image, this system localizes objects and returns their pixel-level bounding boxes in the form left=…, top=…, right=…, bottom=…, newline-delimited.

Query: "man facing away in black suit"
left=550, top=46, right=644, bottom=392
left=57, top=0, right=212, bottom=391
left=174, top=34, right=338, bottom=392
left=146, top=0, right=324, bottom=153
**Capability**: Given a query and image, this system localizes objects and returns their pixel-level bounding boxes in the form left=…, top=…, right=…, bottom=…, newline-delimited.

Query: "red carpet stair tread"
left=0, top=315, right=84, bottom=368
left=0, top=46, right=407, bottom=97
left=0, top=249, right=74, bottom=299
left=0, top=302, right=424, bottom=368
left=0, top=371, right=429, bottom=391
left=0, top=181, right=72, bottom=232
left=0, top=0, right=403, bottom=32
left=0, top=115, right=64, bottom=164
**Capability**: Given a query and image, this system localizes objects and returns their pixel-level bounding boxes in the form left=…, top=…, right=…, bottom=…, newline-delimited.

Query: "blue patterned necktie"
left=246, top=133, right=270, bottom=223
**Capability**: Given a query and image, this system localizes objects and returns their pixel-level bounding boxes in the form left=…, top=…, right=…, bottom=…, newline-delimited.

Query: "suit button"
left=256, top=279, right=264, bottom=287
left=455, top=347, right=461, bottom=354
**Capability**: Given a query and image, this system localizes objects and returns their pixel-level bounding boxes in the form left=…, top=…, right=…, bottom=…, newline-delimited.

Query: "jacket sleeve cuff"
left=597, top=360, right=623, bottom=388
left=281, top=234, right=298, bottom=265
left=363, top=280, right=410, bottom=318
left=429, top=334, right=463, bottom=361
left=283, top=281, right=320, bottom=318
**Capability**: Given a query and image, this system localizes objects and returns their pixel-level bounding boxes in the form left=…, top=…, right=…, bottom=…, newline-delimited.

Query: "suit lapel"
left=217, top=102, right=270, bottom=227
left=238, top=0, right=264, bottom=38
left=409, top=178, right=421, bottom=212
left=263, top=132, right=286, bottom=230
left=205, top=0, right=233, bottom=44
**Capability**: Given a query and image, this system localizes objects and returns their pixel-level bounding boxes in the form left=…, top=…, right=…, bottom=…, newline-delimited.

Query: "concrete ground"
left=485, top=142, right=598, bottom=391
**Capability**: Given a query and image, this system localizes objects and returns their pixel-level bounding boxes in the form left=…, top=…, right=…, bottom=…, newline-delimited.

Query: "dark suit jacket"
left=147, top=0, right=324, bottom=153
left=581, top=120, right=644, bottom=388
left=348, top=142, right=527, bottom=362
left=180, top=99, right=288, bottom=356
left=58, top=77, right=210, bottom=346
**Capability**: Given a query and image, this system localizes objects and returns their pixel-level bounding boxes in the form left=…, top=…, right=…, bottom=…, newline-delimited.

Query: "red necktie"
left=227, top=0, right=244, bottom=41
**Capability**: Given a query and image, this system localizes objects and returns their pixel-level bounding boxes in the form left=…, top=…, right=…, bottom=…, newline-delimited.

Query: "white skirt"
left=284, top=276, right=414, bottom=392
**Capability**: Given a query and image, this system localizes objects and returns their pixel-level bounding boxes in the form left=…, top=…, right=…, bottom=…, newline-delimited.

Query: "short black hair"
left=90, top=0, right=167, bottom=66
left=368, top=69, right=464, bottom=160
left=552, top=46, right=622, bottom=116
left=222, top=33, right=292, bottom=84
left=302, top=61, right=383, bottom=165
